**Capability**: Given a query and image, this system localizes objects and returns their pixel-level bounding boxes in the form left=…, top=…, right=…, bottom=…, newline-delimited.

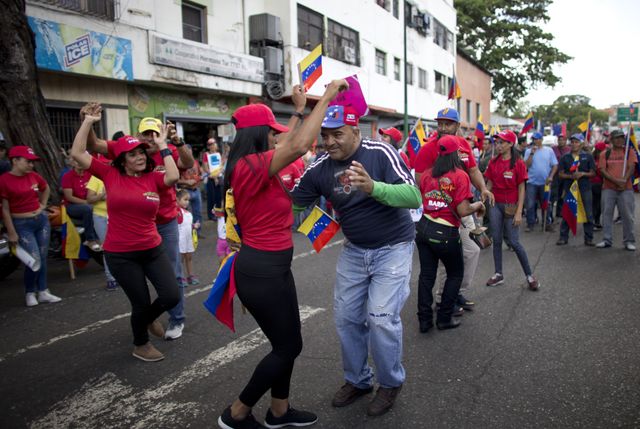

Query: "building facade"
left=26, top=0, right=460, bottom=150
left=455, top=50, right=491, bottom=134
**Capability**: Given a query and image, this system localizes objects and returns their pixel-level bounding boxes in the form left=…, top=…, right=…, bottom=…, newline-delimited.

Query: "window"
left=298, top=4, right=324, bottom=50
left=182, top=1, right=206, bottom=43
left=327, top=19, right=359, bottom=65
left=418, top=68, right=427, bottom=89
left=376, top=0, right=390, bottom=10
left=406, top=62, right=414, bottom=85
left=394, top=58, right=401, bottom=81
left=476, top=103, right=481, bottom=121
left=433, top=19, right=454, bottom=53
left=435, top=71, right=447, bottom=95
left=392, top=0, right=399, bottom=18
left=32, top=0, right=116, bottom=20
left=375, top=49, right=387, bottom=75
left=404, top=1, right=413, bottom=26
left=47, top=105, right=104, bottom=151
left=466, top=100, right=472, bottom=123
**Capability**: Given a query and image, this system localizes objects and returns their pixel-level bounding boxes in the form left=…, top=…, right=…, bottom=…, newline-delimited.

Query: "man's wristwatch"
left=292, top=111, right=304, bottom=120
left=173, top=139, right=185, bottom=147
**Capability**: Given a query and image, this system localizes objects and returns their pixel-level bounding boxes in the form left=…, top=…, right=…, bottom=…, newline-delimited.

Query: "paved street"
left=1, top=203, right=640, bottom=429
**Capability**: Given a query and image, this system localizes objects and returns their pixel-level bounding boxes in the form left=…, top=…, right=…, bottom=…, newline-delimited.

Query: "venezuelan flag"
left=541, top=184, right=551, bottom=211
left=474, top=115, right=485, bottom=140
left=407, top=119, right=427, bottom=160
left=520, top=112, right=534, bottom=135
left=203, top=251, right=237, bottom=332
left=578, top=111, right=592, bottom=141
left=448, top=71, right=461, bottom=100
left=561, top=180, right=587, bottom=236
left=298, top=44, right=323, bottom=91
left=61, top=206, right=89, bottom=260
left=298, top=206, right=340, bottom=253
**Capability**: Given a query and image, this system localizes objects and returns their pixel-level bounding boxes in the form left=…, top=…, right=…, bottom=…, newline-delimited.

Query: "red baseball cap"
left=8, top=146, right=40, bottom=160
left=112, top=135, right=149, bottom=158
left=438, top=135, right=459, bottom=155
left=495, top=130, right=517, bottom=145
left=379, top=127, right=403, bottom=143
left=232, top=104, right=289, bottom=133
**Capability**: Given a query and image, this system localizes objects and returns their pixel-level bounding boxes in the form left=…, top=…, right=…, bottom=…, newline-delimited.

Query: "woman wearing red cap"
left=0, top=146, right=61, bottom=307
left=415, top=135, right=485, bottom=332
left=217, top=81, right=347, bottom=429
left=71, top=110, right=180, bottom=362
left=485, top=131, right=538, bottom=290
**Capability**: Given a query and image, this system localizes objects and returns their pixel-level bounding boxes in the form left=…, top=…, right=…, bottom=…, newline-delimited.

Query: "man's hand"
left=481, top=189, right=495, bottom=206
left=291, top=84, right=306, bottom=112
left=154, top=123, right=169, bottom=149
left=167, top=121, right=180, bottom=145
left=346, top=161, right=374, bottom=194
left=323, top=79, right=349, bottom=102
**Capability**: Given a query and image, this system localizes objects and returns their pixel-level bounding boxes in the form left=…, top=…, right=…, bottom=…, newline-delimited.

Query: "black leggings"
left=105, top=245, right=180, bottom=346
left=234, top=244, right=302, bottom=407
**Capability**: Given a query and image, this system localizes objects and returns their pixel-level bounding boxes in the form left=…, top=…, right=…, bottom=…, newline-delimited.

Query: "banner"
left=28, top=16, right=133, bottom=81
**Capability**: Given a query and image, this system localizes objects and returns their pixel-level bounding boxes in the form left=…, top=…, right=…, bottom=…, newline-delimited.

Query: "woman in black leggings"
left=217, top=80, right=346, bottom=429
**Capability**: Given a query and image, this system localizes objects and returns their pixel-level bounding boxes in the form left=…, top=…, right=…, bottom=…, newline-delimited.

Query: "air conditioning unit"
left=249, top=14, right=280, bottom=43
left=342, top=46, right=356, bottom=64
left=261, top=46, right=283, bottom=75
left=414, top=13, right=428, bottom=36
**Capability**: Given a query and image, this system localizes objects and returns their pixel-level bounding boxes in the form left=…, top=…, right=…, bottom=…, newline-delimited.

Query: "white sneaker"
left=37, top=290, right=62, bottom=304
left=625, top=243, right=637, bottom=251
left=26, top=292, right=38, bottom=307
left=164, top=323, right=184, bottom=340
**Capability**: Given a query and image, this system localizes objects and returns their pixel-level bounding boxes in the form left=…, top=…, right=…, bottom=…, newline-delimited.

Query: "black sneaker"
left=264, top=406, right=317, bottom=428
left=456, top=295, right=474, bottom=311
left=218, top=406, right=265, bottom=429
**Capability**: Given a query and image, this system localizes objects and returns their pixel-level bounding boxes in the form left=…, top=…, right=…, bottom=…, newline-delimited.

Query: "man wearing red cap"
left=291, top=104, right=421, bottom=417
left=379, top=127, right=410, bottom=166
left=413, top=108, right=495, bottom=315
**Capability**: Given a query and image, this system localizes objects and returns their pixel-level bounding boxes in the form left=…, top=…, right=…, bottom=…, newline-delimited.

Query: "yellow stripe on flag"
left=297, top=207, right=323, bottom=236
left=414, top=119, right=427, bottom=145
left=61, top=205, right=82, bottom=259
left=572, top=181, right=587, bottom=224
left=298, top=44, right=322, bottom=72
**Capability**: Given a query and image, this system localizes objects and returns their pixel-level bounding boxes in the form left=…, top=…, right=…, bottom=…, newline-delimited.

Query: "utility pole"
left=403, top=4, right=408, bottom=138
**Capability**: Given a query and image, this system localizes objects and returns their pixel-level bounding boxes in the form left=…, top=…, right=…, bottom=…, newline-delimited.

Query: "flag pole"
left=622, top=113, right=633, bottom=176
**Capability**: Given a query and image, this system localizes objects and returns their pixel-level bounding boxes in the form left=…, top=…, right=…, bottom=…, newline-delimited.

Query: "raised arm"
left=154, top=123, right=179, bottom=186
left=269, top=80, right=348, bottom=176
left=72, top=109, right=103, bottom=169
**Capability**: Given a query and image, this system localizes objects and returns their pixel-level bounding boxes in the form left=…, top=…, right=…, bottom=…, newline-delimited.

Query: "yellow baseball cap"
left=138, top=117, right=162, bottom=134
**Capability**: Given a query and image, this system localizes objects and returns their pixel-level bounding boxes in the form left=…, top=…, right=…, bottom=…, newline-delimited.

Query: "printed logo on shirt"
left=438, top=177, right=455, bottom=194
left=333, top=169, right=354, bottom=195
left=31, top=183, right=39, bottom=192
left=503, top=170, right=514, bottom=180
left=459, top=151, right=470, bottom=166
left=143, top=192, right=160, bottom=202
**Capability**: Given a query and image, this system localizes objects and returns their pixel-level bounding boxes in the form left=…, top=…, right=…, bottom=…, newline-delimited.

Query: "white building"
left=26, top=0, right=456, bottom=149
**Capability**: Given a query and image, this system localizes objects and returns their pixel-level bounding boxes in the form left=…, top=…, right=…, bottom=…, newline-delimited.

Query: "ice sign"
left=64, top=34, right=91, bottom=68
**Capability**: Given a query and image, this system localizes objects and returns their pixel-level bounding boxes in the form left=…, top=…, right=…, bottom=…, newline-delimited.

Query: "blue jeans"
left=92, top=214, right=115, bottom=283
left=489, top=204, right=532, bottom=277
left=157, top=219, right=185, bottom=326
left=334, top=240, right=413, bottom=389
left=13, top=212, right=50, bottom=293
left=186, top=188, right=202, bottom=228
left=206, top=179, right=222, bottom=220
left=559, top=188, right=594, bottom=241
left=526, top=183, right=553, bottom=227
left=66, top=203, right=98, bottom=241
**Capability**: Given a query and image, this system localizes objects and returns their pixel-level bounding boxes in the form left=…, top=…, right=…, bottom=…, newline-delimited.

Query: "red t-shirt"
left=414, top=135, right=478, bottom=174
left=107, top=141, right=179, bottom=224
left=61, top=169, right=92, bottom=202
left=420, top=168, right=472, bottom=228
left=88, top=157, right=168, bottom=252
left=0, top=172, right=48, bottom=214
left=279, top=158, right=304, bottom=191
left=599, top=148, right=638, bottom=190
left=232, top=150, right=293, bottom=251
left=484, top=157, right=528, bottom=204
left=399, top=151, right=410, bottom=167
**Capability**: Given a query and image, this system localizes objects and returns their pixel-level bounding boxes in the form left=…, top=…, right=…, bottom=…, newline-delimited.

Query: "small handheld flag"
left=521, top=112, right=534, bottom=135
left=474, top=115, right=485, bottom=140
left=298, top=206, right=340, bottom=253
left=561, top=180, right=587, bottom=235
left=578, top=111, right=592, bottom=142
left=448, top=68, right=461, bottom=100
left=407, top=119, right=427, bottom=160
left=298, top=44, right=323, bottom=91
left=541, top=184, right=551, bottom=211
left=203, top=252, right=237, bottom=332
left=61, top=206, right=89, bottom=260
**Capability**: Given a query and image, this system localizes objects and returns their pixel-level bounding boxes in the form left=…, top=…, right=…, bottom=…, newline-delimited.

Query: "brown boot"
left=132, top=342, right=164, bottom=362
left=331, top=383, right=373, bottom=407
left=148, top=320, right=165, bottom=338
left=366, top=385, right=402, bottom=416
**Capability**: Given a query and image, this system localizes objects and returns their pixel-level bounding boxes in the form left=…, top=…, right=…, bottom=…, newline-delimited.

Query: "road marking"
left=0, top=239, right=343, bottom=363
left=31, top=305, right=326, bottom=429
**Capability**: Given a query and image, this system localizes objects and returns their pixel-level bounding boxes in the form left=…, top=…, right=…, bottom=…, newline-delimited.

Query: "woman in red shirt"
left=217, top=81, right=347, bottom=429
left=72, top=110, right=180, bottom=363
left=61, top=159, right=101, bottom=251
left=415, top=136, right=485, bottom=333
left=0, top=146, right=61, bottom=307
left=484, top=130, right=538, bottom=290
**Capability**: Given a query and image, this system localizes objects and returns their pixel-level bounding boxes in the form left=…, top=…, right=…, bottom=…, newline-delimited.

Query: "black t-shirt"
left=291, top=139, right=416, bottom=248
left=559, top=151, right=595, bottom=194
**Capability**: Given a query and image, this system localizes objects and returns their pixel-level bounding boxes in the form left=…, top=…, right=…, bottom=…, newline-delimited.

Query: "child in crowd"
left=216, top=211, right=230, bottom=264
left=176, top=190, right=199, bottom=286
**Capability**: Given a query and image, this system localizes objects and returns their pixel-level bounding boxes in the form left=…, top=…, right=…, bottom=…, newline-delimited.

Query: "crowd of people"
left=0, top=90, right=637, bottom=428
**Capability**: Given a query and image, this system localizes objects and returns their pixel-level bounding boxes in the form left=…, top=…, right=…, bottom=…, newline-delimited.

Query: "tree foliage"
left=534, top=95, right=609, bottom=133
left=456, top=0, right=571, bottom=113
